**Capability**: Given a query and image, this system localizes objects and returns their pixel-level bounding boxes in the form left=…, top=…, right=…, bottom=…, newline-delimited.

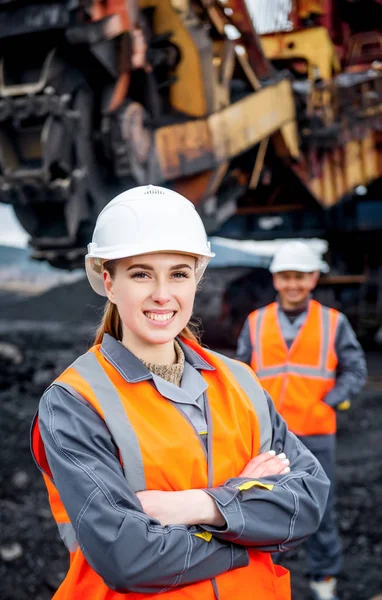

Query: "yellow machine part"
left=259, top=26, right=340, bottom=80
left=308, top=132, right=380, bottom=207
left=139, top=0, right=213, bottom=117
left=296, top=0, right=326, bottom=19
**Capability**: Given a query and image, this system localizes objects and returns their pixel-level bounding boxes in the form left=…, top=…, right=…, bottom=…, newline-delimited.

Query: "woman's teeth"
left=145, top=312, right=175, bottom=322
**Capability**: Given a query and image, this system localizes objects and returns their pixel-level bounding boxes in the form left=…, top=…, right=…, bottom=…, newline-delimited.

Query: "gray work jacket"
left=33, top=334, right=330, bottom=594
left=236, top=303, right=367, bottom=408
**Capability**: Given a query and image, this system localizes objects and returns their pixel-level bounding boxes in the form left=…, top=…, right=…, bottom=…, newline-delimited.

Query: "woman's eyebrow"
left=170, top=264, right=192, bottom=270
left=127, top=264, right=154, bottom=271
left=126, top=263, right=192, bottom=271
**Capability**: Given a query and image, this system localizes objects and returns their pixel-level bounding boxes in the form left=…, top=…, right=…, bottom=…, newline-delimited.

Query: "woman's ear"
left=103, top=270, right=115, bottom=303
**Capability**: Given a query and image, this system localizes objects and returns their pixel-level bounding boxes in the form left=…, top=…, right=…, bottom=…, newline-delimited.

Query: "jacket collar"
left=100, top=333, right=214, bottom=384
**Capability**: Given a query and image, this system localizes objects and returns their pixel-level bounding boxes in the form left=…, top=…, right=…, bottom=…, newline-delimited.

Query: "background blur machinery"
left=0, top=0, right=381, bottom=339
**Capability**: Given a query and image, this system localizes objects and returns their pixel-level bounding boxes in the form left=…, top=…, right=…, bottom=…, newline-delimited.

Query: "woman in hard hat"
left=236, top=240, right=367, bottom=600
left=31, top=187, right=329, bottom=600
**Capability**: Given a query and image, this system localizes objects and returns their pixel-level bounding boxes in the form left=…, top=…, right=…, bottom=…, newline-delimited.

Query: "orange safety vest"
left=32, top=338, right=290, bottom=600
left=248, top=300, right=339, bottom=436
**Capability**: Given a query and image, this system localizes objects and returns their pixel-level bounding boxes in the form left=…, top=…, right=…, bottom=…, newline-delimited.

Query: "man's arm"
left=201, top=392, right=330, bottom=552
left=235, top=318, right=253, bottom=365
left=35, top=386, right=248, bottom=593
left=324, top=314, right=367, bottom=408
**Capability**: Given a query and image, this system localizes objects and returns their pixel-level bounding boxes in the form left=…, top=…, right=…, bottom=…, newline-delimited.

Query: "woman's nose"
left=151, top=282, right=172, bottom=304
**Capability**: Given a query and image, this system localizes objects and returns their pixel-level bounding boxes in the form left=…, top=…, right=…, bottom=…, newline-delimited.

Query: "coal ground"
left=1, top=282, right=382, bottom=600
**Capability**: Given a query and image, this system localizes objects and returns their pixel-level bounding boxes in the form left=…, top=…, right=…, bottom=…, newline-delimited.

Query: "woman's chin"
left=142, top=327, right=181, bottom=346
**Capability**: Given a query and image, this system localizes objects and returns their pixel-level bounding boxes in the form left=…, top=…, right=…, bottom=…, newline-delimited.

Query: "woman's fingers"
left=255, top=457, right=290, bottom=477
left=239, top=450, right=278, bottom=476
left=239, top=451, right=290, bottom=478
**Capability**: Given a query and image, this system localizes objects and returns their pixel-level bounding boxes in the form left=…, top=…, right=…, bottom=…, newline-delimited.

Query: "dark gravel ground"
left=1, top=326, right=381, bottom=600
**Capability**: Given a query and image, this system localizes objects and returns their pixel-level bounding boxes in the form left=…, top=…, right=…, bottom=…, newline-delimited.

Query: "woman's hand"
left=238, top=450, right=290, bottom=478
left=136, top=489, right=225, bottom=528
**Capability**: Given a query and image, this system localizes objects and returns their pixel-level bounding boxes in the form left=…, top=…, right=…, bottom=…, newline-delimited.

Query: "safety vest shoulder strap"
left=55, top=350, right=146, bottom=493
left=206, top=350, right=272, bottom=452
left=302, top=301, right=340, bottom=373
left=247, top=304, right=274, bottom=349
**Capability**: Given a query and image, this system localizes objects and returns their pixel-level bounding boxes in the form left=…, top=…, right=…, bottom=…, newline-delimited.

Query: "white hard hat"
left=85, top=185, right=215, bottom=296
left=269, top=241, right=329, bottom=274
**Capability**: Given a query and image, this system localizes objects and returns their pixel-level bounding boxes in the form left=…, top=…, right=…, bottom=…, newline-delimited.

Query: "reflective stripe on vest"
left=57, top=522, right=79, bottom=553
left=39, top=472, right=80, bottom=554
left=64, top=351, right=146, bottom=492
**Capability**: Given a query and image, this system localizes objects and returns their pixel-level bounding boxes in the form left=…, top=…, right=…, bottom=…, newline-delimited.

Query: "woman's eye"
left=131, top=272, right=149, bottom=279
left=172, top=271, right=190, bottom=279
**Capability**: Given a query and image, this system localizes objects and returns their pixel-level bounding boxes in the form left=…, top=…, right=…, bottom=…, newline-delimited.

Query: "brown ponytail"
left=93, top=260, right=200, bottom=345
left=94, top=300, right=123, bottom=345
left=178, top=325, right=199, bottom=343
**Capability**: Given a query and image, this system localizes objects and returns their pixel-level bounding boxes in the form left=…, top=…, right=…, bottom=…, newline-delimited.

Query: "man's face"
left=273, top=271, right=319, bottom=309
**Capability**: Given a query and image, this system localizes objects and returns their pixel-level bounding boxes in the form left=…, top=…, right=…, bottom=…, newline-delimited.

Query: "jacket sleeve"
left=235, top=318, right=253, bottom=365
left=35, top=385, right=249, bottom=593
left=323, top=313, right=367, bottom=408
left=202, top=391, right=330, bottom=552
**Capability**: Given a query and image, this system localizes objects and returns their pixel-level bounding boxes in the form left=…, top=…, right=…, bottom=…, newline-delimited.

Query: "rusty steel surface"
left=155, top=78, right=298, bottom=182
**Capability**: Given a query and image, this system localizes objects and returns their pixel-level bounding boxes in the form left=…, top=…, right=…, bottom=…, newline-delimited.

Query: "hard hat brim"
left=270, top=261, right=329, bottom=274
left=86, top=259, right=108, bottom=296
left=85, top=250, right=214, bottom=297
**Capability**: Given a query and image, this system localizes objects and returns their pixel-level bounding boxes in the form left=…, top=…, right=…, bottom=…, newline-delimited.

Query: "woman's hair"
left=93, top=260, right=200, bottom=345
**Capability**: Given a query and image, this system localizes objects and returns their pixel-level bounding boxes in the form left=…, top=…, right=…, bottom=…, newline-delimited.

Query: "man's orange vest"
left=32, top=339, right=290, bottom=600
left=248, top=300, right=339, bottom=436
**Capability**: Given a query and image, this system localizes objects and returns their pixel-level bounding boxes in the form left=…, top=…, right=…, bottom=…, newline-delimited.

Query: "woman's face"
left=103, top=252, right=197, bottom=350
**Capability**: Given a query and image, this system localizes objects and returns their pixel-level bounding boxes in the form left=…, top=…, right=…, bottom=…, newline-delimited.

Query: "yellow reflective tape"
left=337, top=400, right=351, bottom=411
left=199, top=431, right=208, bottom=435
left=194, top=531, right=213, bottom=542
left=237, top=480, right=274, bottom=492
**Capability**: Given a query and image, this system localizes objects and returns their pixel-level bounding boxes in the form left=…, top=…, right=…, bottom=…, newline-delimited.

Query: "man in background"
left=236, top=241, right=367, bottom=600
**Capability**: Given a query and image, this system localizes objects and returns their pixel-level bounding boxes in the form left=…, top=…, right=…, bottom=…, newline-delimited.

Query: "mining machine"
left=0, top=0, right=381, bottom=338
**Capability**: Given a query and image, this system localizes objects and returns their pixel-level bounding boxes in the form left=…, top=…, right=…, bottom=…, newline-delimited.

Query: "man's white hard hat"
left=85, top=185, right=215, bottom=296
left=269, top=240, right=329, bottom=274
